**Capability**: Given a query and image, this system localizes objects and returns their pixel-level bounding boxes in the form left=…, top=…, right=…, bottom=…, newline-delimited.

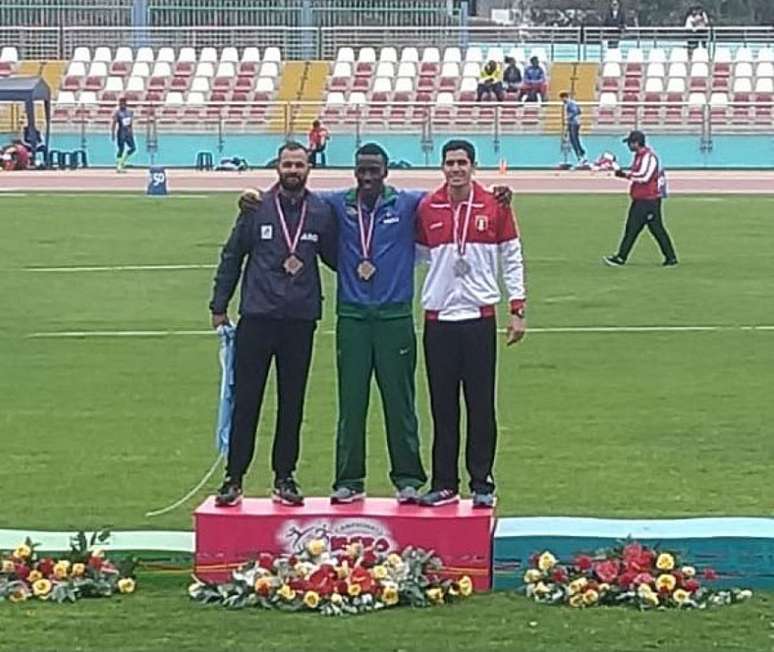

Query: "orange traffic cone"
left=499, top=159, right=507, bottom=175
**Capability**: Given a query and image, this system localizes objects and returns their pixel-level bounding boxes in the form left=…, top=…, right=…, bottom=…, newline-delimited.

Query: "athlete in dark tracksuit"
left=111, top=97, right=136, bottom=173
left=210, top=144, right=338, bottom=507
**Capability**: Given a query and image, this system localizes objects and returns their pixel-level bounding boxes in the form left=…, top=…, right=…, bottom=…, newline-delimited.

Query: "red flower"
left=574, top=555, right=593, bottom=571
left=593, top=560, right=620, bottom=584
left=308, top=565, right=338, bottom=595
left=632, top=572, right=654, bottom=586
left=529, top=553, right=540, bottom=566
left=87, top=555, right=103, bottom=571
left=361, top=549, right=377, bottom=568
left=14, top=564, right=30, bottom=581
left=350, top=566, right=375, bottom=593
left=671, top=570, right=684, bottom=586
left=552, top=567, right=569, bottom=584
left=37, top=558, right=55, bottom=576
left=622, top=543, right=644, bottom=560
left=703, top=568, right=718, bottom=581
left=287, top=555, right=298, bottom=566
left=335, top=580, right=348, bottom=594
left=684, top=579, right=700, bottom=592
left=289, top=578, right=308, bottom=592
left=586, top=580, right=600, bottom=592
left=617, top=571, right=638, bottom=589
left=258, top=553, right=274, bottom=570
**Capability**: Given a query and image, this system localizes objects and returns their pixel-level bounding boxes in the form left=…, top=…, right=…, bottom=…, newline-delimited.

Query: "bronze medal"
left=357, top=259, right=377, bottom=281
left=283, top=254, right=304, bottom=276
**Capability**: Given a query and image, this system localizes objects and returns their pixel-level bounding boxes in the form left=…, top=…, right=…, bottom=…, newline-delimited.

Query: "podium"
left=194, top=497, right=495, bottom=591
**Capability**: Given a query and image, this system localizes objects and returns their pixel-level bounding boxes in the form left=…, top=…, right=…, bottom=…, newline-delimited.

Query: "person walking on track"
left=604, top=130, right=678, bottom=267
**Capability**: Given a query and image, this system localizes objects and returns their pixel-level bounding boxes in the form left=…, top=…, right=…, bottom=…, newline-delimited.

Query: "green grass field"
left=1, top=193, right=772, bottom=652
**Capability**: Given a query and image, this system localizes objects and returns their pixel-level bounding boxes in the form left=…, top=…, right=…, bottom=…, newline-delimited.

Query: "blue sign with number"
left=147, top=166, right=168, bottom=196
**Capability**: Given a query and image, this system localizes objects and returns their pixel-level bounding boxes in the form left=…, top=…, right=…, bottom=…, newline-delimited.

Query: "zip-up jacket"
left=324, top=187, right=423, bottom=319
left=416, top=181, right=526, bottom=322
left=209, top=186, right=337, bottom=321
left=628, top=146, right=661, bottom=200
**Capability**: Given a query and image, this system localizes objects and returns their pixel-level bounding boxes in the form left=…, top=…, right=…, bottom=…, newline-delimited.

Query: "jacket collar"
left=344, top=185, right=398, bottom=208
left=428, top=180, right=486, bottom=206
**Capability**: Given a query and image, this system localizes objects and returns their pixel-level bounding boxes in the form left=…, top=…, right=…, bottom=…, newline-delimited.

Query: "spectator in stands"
left=503, top=57, right=522, bottom=94
left=560, top=91, right=588, bottom=168
left=1, top=139, right=30, bottom=171
left=477, top=60, right=505, bottom=102
left=307, top=119, right=330, bottom=168
left=111, top=97, right=136, bottom=174
left=603, top=0, right=627, bottom=49
left=520, top=56, right=547, bottom=103
left=685, top=5, right=710, bottom=52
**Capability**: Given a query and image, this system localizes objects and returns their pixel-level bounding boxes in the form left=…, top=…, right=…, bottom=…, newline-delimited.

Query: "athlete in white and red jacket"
left=415, top=139, right=526, bottom=508
left=604, top=130, right=678, bottom=267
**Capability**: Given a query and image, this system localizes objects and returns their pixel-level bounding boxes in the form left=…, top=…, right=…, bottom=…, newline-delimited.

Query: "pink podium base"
left=194, top=497, right=494, bottom=591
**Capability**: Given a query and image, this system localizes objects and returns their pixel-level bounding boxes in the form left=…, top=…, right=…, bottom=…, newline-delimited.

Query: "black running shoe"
left=663, top=259, right=679, bottom=267
left=603, top=255, right=626, bottom=267
left=215, top=478, right=243, bottom=507
left=273, top=476, right=304, bottom=506
left=419, top=488, right=459, bottom=507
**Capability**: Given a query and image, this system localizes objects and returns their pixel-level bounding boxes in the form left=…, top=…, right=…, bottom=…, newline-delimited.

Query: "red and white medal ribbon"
left=274, top=193, right=308, bottom=257
left=356, top=198, right=379, bottom=261
left=451, top=185, right=475, bottom=257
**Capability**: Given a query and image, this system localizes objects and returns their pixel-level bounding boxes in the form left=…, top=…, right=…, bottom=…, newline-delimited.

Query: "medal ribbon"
left=274, top=193, right=308, bottom=256
left=357, top=197, right=380, bottom=260
left=451, top=185, right=475, bottom=257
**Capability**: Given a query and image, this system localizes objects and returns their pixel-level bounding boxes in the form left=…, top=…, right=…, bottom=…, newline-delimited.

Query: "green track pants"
left=334, top=315, right=427, bottom=492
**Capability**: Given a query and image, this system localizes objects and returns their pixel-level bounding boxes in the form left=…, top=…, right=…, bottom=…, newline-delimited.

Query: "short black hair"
left=442, top=139, right=476, bottom=165
left=312, top=119, right=320, bottom=128
left=278, top=140, right=308, bottom=158
left=356, top=142, right=389, bottom=166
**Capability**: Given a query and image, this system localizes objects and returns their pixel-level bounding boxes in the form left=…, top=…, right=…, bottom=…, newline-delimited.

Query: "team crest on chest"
left=475, top=215, right=489, bottom=232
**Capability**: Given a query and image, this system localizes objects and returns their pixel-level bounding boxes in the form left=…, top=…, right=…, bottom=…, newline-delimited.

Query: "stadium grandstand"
left=1, top=0, right=773, bottom=167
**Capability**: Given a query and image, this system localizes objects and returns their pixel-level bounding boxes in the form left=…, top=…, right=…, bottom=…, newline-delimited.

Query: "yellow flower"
left=568, top=578, right=588, bottom=595
left=382, top=584, right=399, bottom=606
left=458, top=576, right=473, bottom=597
left=426, top=587, right=444, bottom=604
left=277, top=584, right=295, bottom=601
left=254, top=576, right=273, bottom=595
left=569, top=593, right=585, bottom=608
left=598, top=583, right=611, bottom=593
left=583, top=589, right=599, bottom=606
left=8, top=588, right=28, bottom=603
left=523, top=569, right=543, bottom=583
left=371, top=565, right=388, bottom=580
left=637, top=583, right=655, bottom=598
left=13, top=544, right=32, bottom=560
left=53, top=561, right=71, bottom=580
left=117, top=578, right=136, bottom=594
left=681, top=566, right=696, bottom=578
left=330, top=592, right=343, bottom=605
left=27, top=570, right=43, bottom=583
left=386, top=553, right=403, bottom=568
left=336, top=562, right=349, bottom=579
left=643, top=592, right=660, bottom=607
left=533, top=582, right=551, bottom=596
left=306, top=539, right=326, bottom=557
left=91, top=548, right=105, bottom=558
left=345, top=543, right=362, bottom=558
left=448, top=585, right=460, bottom=597
left=32, top=579, right=52, bottom=597
left=538, top=551, right=557, bottom=572
left=673, top=589, right=691, bottom=605
left=656, top=574, right=677, bottom=592
left=1, top=560, right=15, bottom=573
left=656, top=553, right=675, bottom=571
left=347, top=582, right=361, bottom=597
left=71, top=563, right=86, bottom=578
left=303, top=591, right=320, bottom=609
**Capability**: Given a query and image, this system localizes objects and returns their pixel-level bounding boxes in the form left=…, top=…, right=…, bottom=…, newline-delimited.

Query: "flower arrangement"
left=0, top=531, right=138, bottom=603
left=521, top=541, right=752, bottom=609
left=189, top=540, right=473, bottom=616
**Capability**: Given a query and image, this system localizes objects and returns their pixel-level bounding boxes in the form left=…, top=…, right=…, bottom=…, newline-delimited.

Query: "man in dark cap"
left=604, top=131, right=678, bottom=267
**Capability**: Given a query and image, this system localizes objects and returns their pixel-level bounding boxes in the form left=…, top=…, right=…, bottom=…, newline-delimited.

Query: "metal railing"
left=3, top=24, right=774, bottom=62
left=0, top=1, right=131, bottom=27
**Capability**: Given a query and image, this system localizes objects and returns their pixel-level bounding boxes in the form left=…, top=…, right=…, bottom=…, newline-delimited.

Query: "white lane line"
left=24, top=264, right=215, bottom=273
left=25, top=325, right=774, bottom=339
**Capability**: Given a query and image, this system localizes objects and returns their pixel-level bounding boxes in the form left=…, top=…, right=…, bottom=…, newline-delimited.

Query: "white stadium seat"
left=151, top=62, right=172, bottom=78
left=66, top=61, right=87, bottom=77
left=259, top=62, right=279, bottom=78
left=178, top=47, right=197, bottom=64
left=755, top=78, right=774, bottom=93
left=440, top=62, right=460, bottom=78
left=0, top=46, right=19, bottom=63
left=220, top=47, right=239, bottom=63
left=646, top=62, right=665, bottom=78
left=604, top=49, right=622, bottom=63
left=372, top=77, right=393, bottom=94
left=668, top=63, right=687, bottom=78
left=165, top=91, right=184, bottom=105
left=263, top=47, right=281, bottom=63
left=375, top=62, right=395, bottom=78
left=78, top=90, right=98, bottom=105
left=692, top=48, right=710, bottom=63
left=443, top=47, right=462, bottom=63
left=602, top=62, right=622, bottom=78
left=190, top=77, right=210, bottom=93
left=336, top=47, right=355, bottom=63
left=130, top=62, right=151, bottom=78
left=135, top=47, right=155, bottom=64
left=459, top=77, right=478, bottom=93
left=104, top=76, right=124, bottom=93
left=357, top=47, right=376, bottom=64
left=644, top=78, right=664, bottom=93
left=714, top=48, right=732, bottom=65
left=332, top=62, right=351, bottom=78
left=735, top=47, right=754, bottom=63
left=688, top=92, right=706, bottom=108
left=757, top=48, right=774, bottom=63
left=462, top=62, right=480, bottom=78
left=647, top=48, right=666, bottom=64
left=690, top=62, right=709, bottom=78
left=241, top=47, right=261, bottom=63
left=734, top=62, right=753, bottom=78
left=194, top=62, right=215, bottom=78
left=379, top=47, right=398, bottom=63
left=114, top=47, right=133, bottom=63
left=199, top=47, right=218, bottom=63
left=394, top=77, right=414, bottom=92
left=666, top=78, right=686, bottom=93
left=436, top=91, right=454, bottom=105
left=255, top=77, right=275, bottom=93
left=72, top=47, right=91, bottom=63
left=56, top=90, right=77, bottom=105
left=599, top=92, right=618, bottom=106
left=464, top=47, right=483, bottom=63
left=669, top=47, right=688, bottom=63
left=401, top=47, right=419, bottom=63
left=397, top=62, right=416, bottom=78
left=157, top=47, right=175, bottom=64
left=756, top=62, right=774, bottom=78
left=126, top=76, right=145, bottom=92
left=215, top=62, right=236, bottom=78
left=87, top=61, right=108, bottom=77
left=732, top=78, right=752, bottom=93
left=186, top=91, right=206, bottom=105
left=422, top=47, right=440, bottom=63
left=93, top=47, right=112, bottom=63
left=349, top=91, right=367, bottom=105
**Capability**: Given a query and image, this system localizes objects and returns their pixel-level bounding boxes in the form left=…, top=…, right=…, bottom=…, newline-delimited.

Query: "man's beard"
left=279, top=174, right=307, bottom=192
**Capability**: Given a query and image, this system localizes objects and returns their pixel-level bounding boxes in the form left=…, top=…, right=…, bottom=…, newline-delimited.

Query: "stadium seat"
left=434, top=91, right=455, bottom=122
left=439, top=62, right=460, bottom=91
left=66, top=60, right=87, bottom=77
left=507, top=47, right=526, bottom=65
left=443, top=47, right=462, bottom=64
left=183, top=91, right=206, bottom=119
left=666, top=78, right=686, bottom=94
left=336, top=47, right=355, bottom=63
left=124, top=76, right=145, bottom=101
left=756, top=62, right=774, bottom=78
left=101, top=76, right=124, bottom=102
left=601, top=62, right=622, bottom=91
left=157, top=47, right=175, bottom=65
left=199, top=47, right=218, bottom=64
left=401, top=47, right=419, bottom=64
left=151, top=61, right=172, bottom=78
left=238, top=47, right=260, bottom=75
left=646, top=62, right=665, bottom=79
left=647, top=48, right=666, bottom=64
left=735, top=47, right=754, bottom=63
left=375, top=61, right=395, bottom=79
left=692, top=47, right=710, bottom=64
left=52, top=91, right=76, bottom=120
left=379, top=46, right=398, bottom=65
left=195, top=62, right=215, bottom=78
left=644, top=78, right=664, bottom=93
left=687, top=92, right=706, bottom=123
left=254, top=77, right=275, bottom=100
left=330, top=62, right=351, bottom=91
left=465, top=47, right=483, bottom=64
left=604, top=49, right=623, bottom=64
left=85, top=61, right=108, bottom=91
left=263, top=47, right=281, bottom=63
left=91, top=47, right=111, bottom=64
left=62, top=61, right=87, bottom=91
left=421, top=48, right=440, bottom=75
left=623, top=75, right=641, bottom=93
left=597, top=92, right=618, bottom=124
left=190, top=77, right=210, bottom=94
left=758, top=48, right=774, bottom=63
left=669, top=48, right=688, bottom=64
left=259, top=62, right=279, bottom=79
left=234, top=74, right=254, bottom=92
left=734, top=62, right=753, bottom=78
left=78, top=90, right=98, bottom=105
left=136, top=47, right=154, bottom=64
left=458, top=77, right=477, bottom=95
left=110, top=47, right=133, bottom=75
left=356, top=47, right=376, bottom=74
left=625, top=48, right=644, bottom=74
left=394, top=77, right=414, bottom=93
left=397, top=62, right=416, bottom=79
left=131, top=62, right=151, bottom=78
left=219, top=47, right=238, bottom=64
left=487, top=47, right=505, bottom=63
left=213, top=62, right=236, bottom=90
left=462, top=62, right=480, bottom=79
left=710, top=92, right=729, bottom=121
left=755, top=77, right=774, bottom=94
left=372, top=77, right=392, bottom=95
left=668, top=63, right=687, bottom=79
left=72, top=47, right=91, bottom=63
left=174, top=47, right=196, bottom=76
left=169, top=74, right=191, bottom=92
left=714, top=48, right=732, bottom=76
left=733, top=77, right=753, bottom=93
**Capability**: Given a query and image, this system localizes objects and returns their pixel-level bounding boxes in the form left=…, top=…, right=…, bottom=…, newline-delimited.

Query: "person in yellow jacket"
left=476, top=60, right=505, bottom=102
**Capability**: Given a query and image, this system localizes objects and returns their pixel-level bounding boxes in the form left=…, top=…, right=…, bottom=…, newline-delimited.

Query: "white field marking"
left=24, top=263, right=215, bottom=273
left=25, top=325, right=774, bottom=339
left=0, top=192, right=28, bottom=197
left=22, top=193, right=210, bottom=199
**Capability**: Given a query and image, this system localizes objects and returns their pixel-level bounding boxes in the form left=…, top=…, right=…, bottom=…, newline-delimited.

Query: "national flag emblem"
left=475, top=215, right=489, bottom=232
